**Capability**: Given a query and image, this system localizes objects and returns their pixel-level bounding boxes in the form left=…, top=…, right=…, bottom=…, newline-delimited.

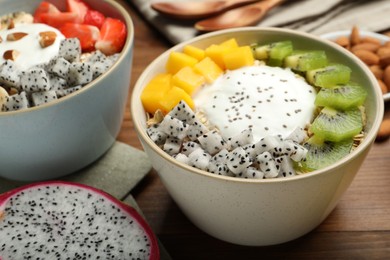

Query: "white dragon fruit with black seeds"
left=287, top=127, right=308, bottom=143
left=242, top=166, right=264, bottom=179
left=226, top=147, right=252, bottom=175
left=210, top=148, right=229, bottom=164
left=186, top=119, right=208, bottom=141
left=48, top=74, right=68, bottom=91
left=1, top=91, right=29, bottom=111
left=169, top=100, right=196, bottom=124
left=275, top=155, right=296, bottom=177
left=188, top=148, right=211, bottom=170
left=55, top=85, right=82, bottom=98
left=159, top=115, right=189, bottom=140
left=197, top=130, right=228, bottom=155
left=59, top=38, right=81, bottom=63
left=181, top=141, right=201, bottom=156
left=31, top=90, right=58, bottom=106
left=68, top=62, right=93, bottom=86
left=207, top=161, right=231, bottom=176
left=228, top=129, right=254, bottom=149
left=20, top=67, right=51, bottom=92
left=146, top=124, right=167, bottom=145
left=0, top=181, right=160, bottom=260
left=0, top=60, right=20, bottom=89
left=256, top=151, right=279, bottom=178
left=47, top=57, right=70, bottom=79
left=163, top=136, right=182, bottom=155
left=173, top=153, right=190, bottom=165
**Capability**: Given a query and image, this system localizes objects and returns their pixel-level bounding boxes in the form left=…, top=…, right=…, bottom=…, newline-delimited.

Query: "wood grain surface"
left=118, top=1, right=390, bottom=259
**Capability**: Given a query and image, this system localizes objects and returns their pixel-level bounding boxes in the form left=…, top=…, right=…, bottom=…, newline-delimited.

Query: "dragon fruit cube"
left=187, top=119, right=208, bottom=141
left=146, top=124, right=167, bottom=145
left=207, top=161, right=231, bottom=176
left=210, top=149, right=229, bottom=164
left=49, top=74, right=68, bottom=91
left=226, top=147, right=252, bottom=175
left=173, top=153, right=190, bottom=165
left=59, top=38, right=81, bottom=62
left=31, top=90, right=58, bottom=106
left=188, top=148, right=211, bottom=170
left=159, top=115, right=189, bottom=140
left=275, top=155, right=296, bottom=177
left=163, top=136, right=182, bottom=155
left=47, top=57, right=70, bottom=79
left=55, top=85, right=82, bottom=98
left=1, top=91, right=29, bottom=111
left=0, top=60, right=21, bottom=89
left=197, top=130, right=228, bottom=155
left=181, top=141, right=201, bottom=156
left=228, top=128, right=254, bottom=149
left=169, top=100, right=196, bottom=124
left=242, top=166, right=264, bottom=179
left=256, top=151, right=279, bottom=178
left=20, top=67, right=51, bottom=92
left=68, top=62, right=93, bottom=86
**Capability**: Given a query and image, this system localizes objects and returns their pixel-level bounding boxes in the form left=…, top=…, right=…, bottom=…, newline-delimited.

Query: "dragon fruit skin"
left=0, top=181, right=160, bottom=260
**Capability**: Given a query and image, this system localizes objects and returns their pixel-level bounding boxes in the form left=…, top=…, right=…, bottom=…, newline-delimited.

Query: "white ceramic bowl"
left=0, top=0, right=134, bottom=181
left=131, top=27, right=384, bottom=246
left=321, top=30, right=390, bottom=102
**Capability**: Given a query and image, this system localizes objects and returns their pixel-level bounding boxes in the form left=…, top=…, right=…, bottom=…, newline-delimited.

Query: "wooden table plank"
left=118, top=1, right=390, bottom=258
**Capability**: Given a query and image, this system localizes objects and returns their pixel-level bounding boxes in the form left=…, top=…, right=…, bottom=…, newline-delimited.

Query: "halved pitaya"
left=0, top=181, right=160, bottom=260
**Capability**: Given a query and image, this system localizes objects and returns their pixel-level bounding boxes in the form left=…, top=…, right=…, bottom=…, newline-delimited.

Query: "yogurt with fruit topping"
left=0, top=23, right=64, bottom=70
left=194, top=62, right=316, bottom=142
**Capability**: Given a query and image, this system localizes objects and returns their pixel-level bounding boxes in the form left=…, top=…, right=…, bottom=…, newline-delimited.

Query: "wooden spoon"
left=151, top=0, right=262, bottom=20
left=195, top=0, right=284, bottom=31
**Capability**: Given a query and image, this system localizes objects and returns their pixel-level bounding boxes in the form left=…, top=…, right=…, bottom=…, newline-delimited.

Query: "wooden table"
left=118, top=1, right=390, bottom=258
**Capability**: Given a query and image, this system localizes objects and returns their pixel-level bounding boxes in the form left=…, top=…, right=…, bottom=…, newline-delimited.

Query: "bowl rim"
left=0, top=0, right=134, bottom=116
left=131, top=26, right=384, bottom=184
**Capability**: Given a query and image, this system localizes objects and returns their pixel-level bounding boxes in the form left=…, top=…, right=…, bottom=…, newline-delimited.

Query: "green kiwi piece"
left=315, top=83, right=367, bottom=110
left=299, top=135, right=353, bottom=171
left=284, top=50, right=328, bottom=72
left=309, top=106, right=363, bottom=142
left=252, top=41, right=293, bottom=66
left=306, top=64, right=352, bottom=88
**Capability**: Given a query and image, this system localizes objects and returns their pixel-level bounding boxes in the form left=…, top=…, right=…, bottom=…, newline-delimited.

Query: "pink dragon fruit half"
left=0, top=181, right=160, bottom=260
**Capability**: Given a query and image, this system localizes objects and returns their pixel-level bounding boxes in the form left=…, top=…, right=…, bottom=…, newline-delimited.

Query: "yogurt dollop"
left=0, top=23, right=65, bottom=70
left=194, top=63, right=317, bottom=142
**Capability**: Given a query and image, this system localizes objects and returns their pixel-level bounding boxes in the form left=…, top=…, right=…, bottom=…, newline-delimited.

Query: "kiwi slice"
left=284, top=50, right=328, bottom=71
left=253, top=41, right=293, bottom=66
left=315, top=83, right=367, bottom=110
left=306, top=64, right=352, bottom=88
left=299, top=135, right=353, bottom=171
left=310, top=107, right=363, bottom=142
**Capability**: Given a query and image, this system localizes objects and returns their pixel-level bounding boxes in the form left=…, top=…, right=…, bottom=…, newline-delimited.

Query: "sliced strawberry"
left=95, top=18, right=127, bottom=55
left=33, top=1, right=60, bottom=23
left=67, top=0, right=90, bottom=22
left=40, top=12, right=80, bottom=29
left=60, top=23, right=100, bottom=52
left=84, top=9, right=106, bottom=29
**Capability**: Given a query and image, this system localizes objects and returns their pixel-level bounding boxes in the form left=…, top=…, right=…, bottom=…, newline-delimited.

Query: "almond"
left=353, top=49, right=379, bottom=65
left=377, top=79, right=388, bottom=94
left=382, top=65, right=390, bottom=90
left=3, top=50, right=20, bottom=61
left=370, top=65, right=383, bottom=79
left=379, top=53, right=390, bottom=68
left=361, top=36, right=382, bottom=45
left=6, top=32, right=27, bottom=41
left=7, top=20, right=14, bottom=29
left=335, top=36, right=350, bottom=49
left=376, top=119, right=390, bottom=141
left=376, top=47, right=390, bottom=58
left=384, top=41, right=390, bottom=48
left=350, top=26, right=360, bottom=45
left=351, top=42, right=380, bottom=53
left=39, top=31, right=57, bottom=48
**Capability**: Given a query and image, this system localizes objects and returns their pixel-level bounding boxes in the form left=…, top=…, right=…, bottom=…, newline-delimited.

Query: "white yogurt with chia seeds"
left=193, top=63, right=317, bottom=142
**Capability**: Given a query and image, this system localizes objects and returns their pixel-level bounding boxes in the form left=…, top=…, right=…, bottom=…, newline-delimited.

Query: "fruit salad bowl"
left=0, top=0, right=134, bottom=181
left=132, top=27, right=384, bottom=246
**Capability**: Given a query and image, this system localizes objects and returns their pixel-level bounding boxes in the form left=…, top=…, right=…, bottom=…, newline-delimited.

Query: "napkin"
left=129, top=0, right=390, bottom=44
left=0, top=141, right=151, bottom=199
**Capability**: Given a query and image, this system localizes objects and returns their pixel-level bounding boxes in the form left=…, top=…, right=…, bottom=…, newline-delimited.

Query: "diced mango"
left=223, top=46, right=255, bottom=70
left=141, top=73, right=172, bottom=114
left=204, top=44, right=234, bottom=70
left=193, top=57, right=223, bottom=84
left=183, top=45, right=205, bottom=61
left=219, top=38, right=239, bottom=49
left=166, top=52, right=198, bottom=74
left=159, top=86, right=194, bottom=113
left=172, top=66, right=205, bottom=95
